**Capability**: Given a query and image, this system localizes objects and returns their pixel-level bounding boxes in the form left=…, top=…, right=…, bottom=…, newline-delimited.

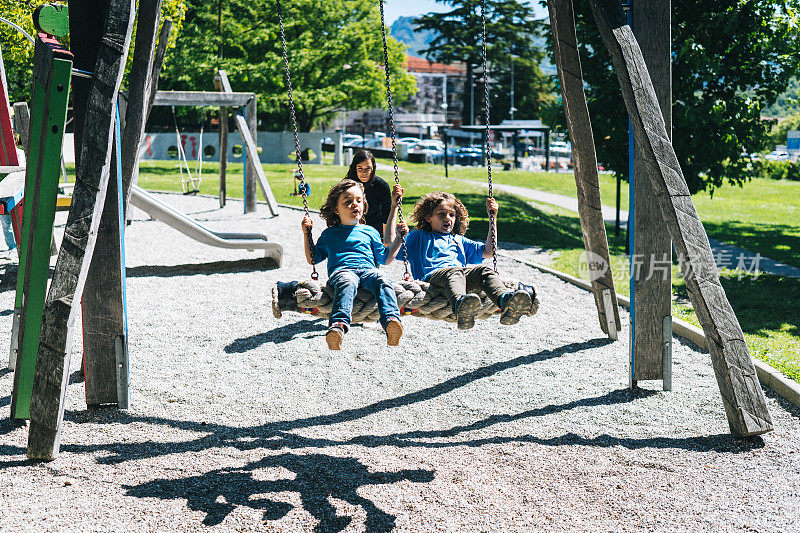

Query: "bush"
left=749, top=159, right=800, bottom=181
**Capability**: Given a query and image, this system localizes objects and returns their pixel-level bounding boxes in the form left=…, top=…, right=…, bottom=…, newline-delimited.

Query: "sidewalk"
left=456, top=178, right=800, bottom=278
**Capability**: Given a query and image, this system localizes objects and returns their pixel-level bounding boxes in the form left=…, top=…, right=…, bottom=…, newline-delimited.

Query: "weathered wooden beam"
left=588, top=0, right=772, bottom=436
left=84, top=0, right=161, bottom=409
left=546, top=0, right=621, bottom=340
left=214, top=75, right=228, bottom=208
left=152, top=91, right=253, bottom=108
left=28, top=0, right=135, bottom=460
left=631, top=0, right=672, bottom=387
left=145, top=19, right=171, bottom=123
left=244, top=95, right=258, bottom=212
left=12, top=102, right=31, bottom=153
left=122, top=0, right=162, bottom=207
left=217, top=70, right=278, bottom=216
left=9, top=36, right=72, bottom=419
left=82, top=109, right=128, bottom=407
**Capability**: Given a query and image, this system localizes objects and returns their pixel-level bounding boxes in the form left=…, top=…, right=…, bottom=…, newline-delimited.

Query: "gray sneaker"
left=454, top=293, right=482, bottom=330
left=499, top=290, right=532, bottom=325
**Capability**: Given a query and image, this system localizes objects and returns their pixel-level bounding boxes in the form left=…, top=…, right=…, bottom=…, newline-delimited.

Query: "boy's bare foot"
left=454, top=293, right=482, bottom=330
left=499, top=290, right=532, bottom=325
left=326, top=324, right=345, bottom=350
left=385, top=318, right=403, bottom=346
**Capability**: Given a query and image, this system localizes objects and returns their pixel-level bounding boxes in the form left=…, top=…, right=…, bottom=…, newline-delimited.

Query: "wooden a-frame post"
left=546, top=0, right=622, bottom=341
left=629, top=0, right=673, bottom=390
left=82, top=0, right=163, bottom=409
left=588, top=0, right=771, bottom=436
left=28, top=0, right=135, bottom=460
left=9, top=35, right=72, bottom=420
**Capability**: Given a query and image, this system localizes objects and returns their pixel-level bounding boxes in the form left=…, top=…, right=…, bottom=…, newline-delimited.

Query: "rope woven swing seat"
left=271, top=278, right=539, bottom=324
left=273, top=0, right=538, bottom=328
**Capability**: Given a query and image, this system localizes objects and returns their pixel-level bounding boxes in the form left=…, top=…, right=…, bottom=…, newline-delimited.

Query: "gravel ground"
left=0, top=192, right=798, bottom=532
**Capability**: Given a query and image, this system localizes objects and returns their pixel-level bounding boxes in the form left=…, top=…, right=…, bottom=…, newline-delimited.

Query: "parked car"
left=399, top=137, right=422, bottom=145
left=322, top=134, right=362, bottom=145
left=405, top=139, right=444, bottom=162
left=765, top=151, right=790, bottom=161
left=343, top=136, right=385, bottom=149
left=453, top=147, right=482, bottom=166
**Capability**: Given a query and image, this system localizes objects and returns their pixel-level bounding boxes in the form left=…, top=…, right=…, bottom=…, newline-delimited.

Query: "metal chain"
left=378, top=0, right=412, bottom=280
left=277, top=0, right=318, bottom=279
left=481, top=0, right=498, bottom=273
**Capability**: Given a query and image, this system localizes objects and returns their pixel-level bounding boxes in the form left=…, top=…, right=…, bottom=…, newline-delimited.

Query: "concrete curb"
left=498, top=252, right=800, bottom=410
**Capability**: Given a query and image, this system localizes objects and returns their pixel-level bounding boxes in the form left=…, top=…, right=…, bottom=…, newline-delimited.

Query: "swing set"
left=169, top=105, right=202, bottom=195
left=271, top=0, right=774, bottom=439
left=271, top=0, right=539, bottom=325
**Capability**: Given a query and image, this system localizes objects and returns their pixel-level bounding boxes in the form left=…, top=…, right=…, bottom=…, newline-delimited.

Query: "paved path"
left=457, top=178, right=800, bottom=278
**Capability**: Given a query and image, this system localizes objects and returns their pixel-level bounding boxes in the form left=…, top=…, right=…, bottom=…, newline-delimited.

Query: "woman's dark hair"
left=410, top=191, right=469, bottom=235
left=319, top=179, right=369, bottom=227
left=346, top=150, right=377, bottom=183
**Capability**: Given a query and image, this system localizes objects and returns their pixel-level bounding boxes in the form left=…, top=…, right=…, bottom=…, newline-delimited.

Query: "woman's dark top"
left=363, top=175, right=391, bottom=239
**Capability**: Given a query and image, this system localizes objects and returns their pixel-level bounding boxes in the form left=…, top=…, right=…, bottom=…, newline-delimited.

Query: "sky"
left=382, top=0, right=549, bottom=24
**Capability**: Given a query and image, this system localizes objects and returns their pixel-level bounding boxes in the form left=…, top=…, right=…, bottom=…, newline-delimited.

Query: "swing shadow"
left=0, top=339, right=767, bottom=526
left=125, top=257, right=277, bottom=278
left=124, top=453, right=434, bottom=530
left=225, top=319, right=326, bottom=352
left=57, top=337, right=762, bottom=466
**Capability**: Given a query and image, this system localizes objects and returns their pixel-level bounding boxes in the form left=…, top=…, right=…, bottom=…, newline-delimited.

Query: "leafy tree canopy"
left=550, top=0, right=800, bottom=194
left=159, top=0, right=415, bottom=131
left=0, top=0, right=187, bottom=105
left=415, top=0, right=555, bottom=126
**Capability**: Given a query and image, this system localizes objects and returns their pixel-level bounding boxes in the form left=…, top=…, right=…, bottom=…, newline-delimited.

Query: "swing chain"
left=277, top=0, right=318, bottom=280
left=379, top=0, right=411, bottom=280
left=481, top=0, right=498, bottom=273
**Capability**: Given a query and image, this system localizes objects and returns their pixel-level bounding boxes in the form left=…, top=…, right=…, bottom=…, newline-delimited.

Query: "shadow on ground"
left=125, top=453, right=433, bottom=530
left=126, top=258, right=277, bottom=278
left=703, top=220, right=800, bottom=271
left=0, top=338, right=767, bottom=528
left=225, top=319, right=327, bottom=352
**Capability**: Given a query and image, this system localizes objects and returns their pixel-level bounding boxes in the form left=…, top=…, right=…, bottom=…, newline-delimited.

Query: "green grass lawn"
left=389, top=160, right=800, bottom=270
left=67, top=159, right=800, bottom=382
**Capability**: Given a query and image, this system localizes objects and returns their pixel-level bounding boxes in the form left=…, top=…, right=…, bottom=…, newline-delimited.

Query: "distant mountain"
left=390, top=16, right=438, bottom=58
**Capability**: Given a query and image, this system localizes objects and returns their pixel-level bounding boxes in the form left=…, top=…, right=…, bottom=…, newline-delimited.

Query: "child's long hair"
left=410, top=192, right=469, bottom=235
left=345, top=150, right=377, bottom=183
left=320, top=179, right=369, bottom=227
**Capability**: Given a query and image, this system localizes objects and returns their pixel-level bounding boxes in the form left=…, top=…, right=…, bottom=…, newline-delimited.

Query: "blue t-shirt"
left=400, top=229, right=485, bottom=281
left=313, top=224, right=388, bottom=276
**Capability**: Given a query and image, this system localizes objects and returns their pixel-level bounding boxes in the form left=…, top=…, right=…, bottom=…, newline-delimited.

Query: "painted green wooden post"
left=10, top=35, right=72, bottom=420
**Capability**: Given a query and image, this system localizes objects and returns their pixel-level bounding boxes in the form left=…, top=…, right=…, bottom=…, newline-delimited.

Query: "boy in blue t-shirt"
left=386, top=188, right=532, bottom=329
left=302, top=180, right=405, bottom=349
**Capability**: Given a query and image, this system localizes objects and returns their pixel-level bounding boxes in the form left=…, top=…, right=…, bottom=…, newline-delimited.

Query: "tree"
left=0, top=0, right=187, bottom=105
left=763, top=77, right=800, bottom=118
left=415, top=0, right=554, bottom=126
left=771, top=113, right=800, bottom=148
left=158, top=0, right=415, bottom=131
left=559, top=0, right=800, bottom=194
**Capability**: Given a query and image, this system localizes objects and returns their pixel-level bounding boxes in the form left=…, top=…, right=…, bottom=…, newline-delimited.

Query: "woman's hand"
left=391, top=183, right=404, bottom=206
left=302, top=216, right=313, bottom=231
left=486, top=197, right=499, bottom=217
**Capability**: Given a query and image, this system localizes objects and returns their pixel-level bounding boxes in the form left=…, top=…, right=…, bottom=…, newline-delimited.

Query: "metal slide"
left=129, top=185, right=282, bottom=266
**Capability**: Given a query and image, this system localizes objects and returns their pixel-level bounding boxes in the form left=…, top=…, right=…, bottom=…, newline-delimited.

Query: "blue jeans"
left=328, top=267, right=401, bottom=330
